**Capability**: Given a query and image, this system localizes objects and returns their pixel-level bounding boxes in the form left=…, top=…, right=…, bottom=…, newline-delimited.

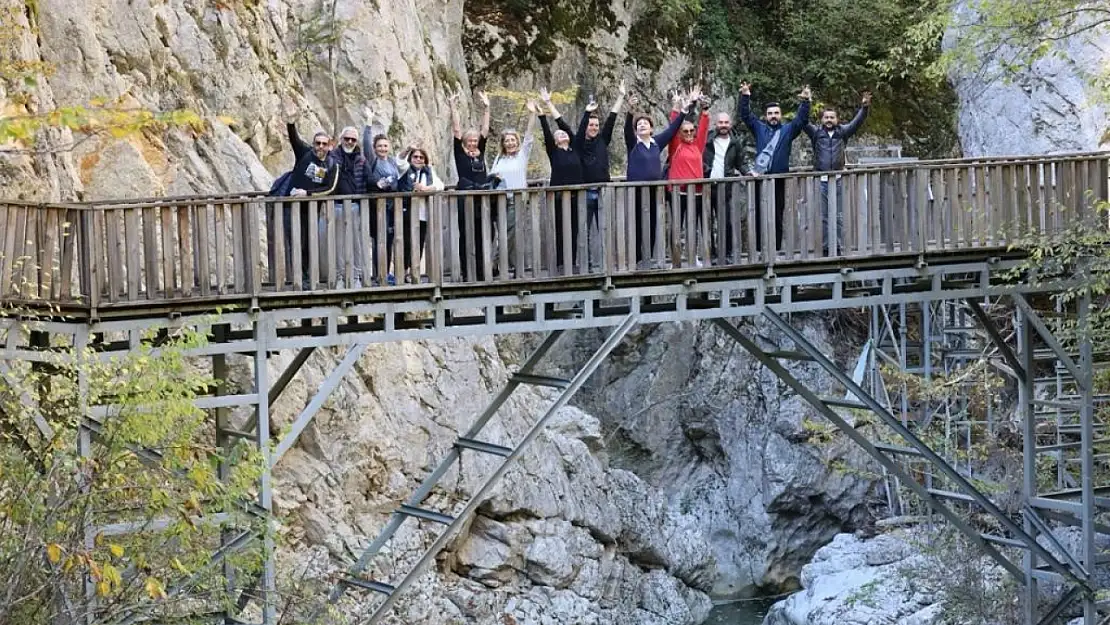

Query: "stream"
left=704, top=596, right=780, bottom=625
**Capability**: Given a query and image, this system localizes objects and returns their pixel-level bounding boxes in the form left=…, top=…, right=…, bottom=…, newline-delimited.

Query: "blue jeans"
left=820, top=177, right=844, bottom=256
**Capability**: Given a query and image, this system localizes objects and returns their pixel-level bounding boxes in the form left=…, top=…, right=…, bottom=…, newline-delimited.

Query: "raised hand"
left=525, top=100, right=539, bottom=114
left=861, top=90, right=873, bottom=106
left=477, top=90, right=490, bottom=107
left=585, top=99, right=599, bottom=113
left=282, top=97, right=300, bottom=122
left=670, top=90, right=683, bottom=109
left=447, top=91, right=460, bottom=107
left=362, top=105, right=374, bottom=123
left=688, top=85, right=703, bottom=104
left=618, top=79, right=627, bottom=96
left=539, top=87, right=552, bottom=103
left=799, top=85, right=812, bottom=100
left=627, top=93, right=640, bottom=109
left=739, top=82, right=751, bottom=96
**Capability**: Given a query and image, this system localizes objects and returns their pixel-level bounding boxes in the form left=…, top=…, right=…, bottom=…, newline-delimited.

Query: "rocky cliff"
left=947, top=7, right=1110, bottom=157
left=2, top=0, right=876, bottom=622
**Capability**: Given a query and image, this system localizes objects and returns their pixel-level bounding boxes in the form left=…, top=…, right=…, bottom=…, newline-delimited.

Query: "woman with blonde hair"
left=489, top=102, right=538, bottom=273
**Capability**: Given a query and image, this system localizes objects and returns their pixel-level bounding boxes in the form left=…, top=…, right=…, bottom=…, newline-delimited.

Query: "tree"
left=0, top=320, right=266, bottom=624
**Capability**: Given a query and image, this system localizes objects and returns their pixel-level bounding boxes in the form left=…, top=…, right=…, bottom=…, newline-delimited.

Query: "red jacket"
left=667, top=110, right=710, bottom=192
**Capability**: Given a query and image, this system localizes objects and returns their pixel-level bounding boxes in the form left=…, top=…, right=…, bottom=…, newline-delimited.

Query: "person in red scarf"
left=666, top=87, right=710, bottom=266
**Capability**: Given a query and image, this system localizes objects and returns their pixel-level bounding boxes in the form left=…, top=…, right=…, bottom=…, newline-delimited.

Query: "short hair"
left=633, top=115, right=653, bottom=128
left=408, top=148, right=432, bottom=165
left=372, top=133, right=390, bottom=147
left=462, top=129, right=481, bottom=142
left=339, top=126, right=358, bottom=140
left=587, top=112, right=601, bottom=121
left=312, top=131, right=331, bottom=142
left=764, top=102, right=781, bottom=111
left=822, top=108, right=839, bottom=116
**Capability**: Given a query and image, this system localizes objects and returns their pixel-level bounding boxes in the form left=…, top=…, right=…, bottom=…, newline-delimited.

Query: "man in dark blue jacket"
left=802, top=91, right=871, bottom=255
left=739, top=83, right=811, bottom=252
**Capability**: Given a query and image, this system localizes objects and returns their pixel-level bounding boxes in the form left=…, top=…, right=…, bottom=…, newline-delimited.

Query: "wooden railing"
left=1, top=152, right=1107, bottom=310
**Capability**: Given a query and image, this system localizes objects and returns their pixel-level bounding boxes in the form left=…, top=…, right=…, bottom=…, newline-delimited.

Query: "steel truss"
left=724, top=294, right=1110, bottom=625
left=1, top=256, right=1104, bottom=625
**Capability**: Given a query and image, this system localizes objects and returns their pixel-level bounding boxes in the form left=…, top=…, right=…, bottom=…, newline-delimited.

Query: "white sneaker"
left=335, top=277, right=345, bottom=290
left=352, top=276, right=363, bottom=289
left=694, top=257, right=704, bottom=268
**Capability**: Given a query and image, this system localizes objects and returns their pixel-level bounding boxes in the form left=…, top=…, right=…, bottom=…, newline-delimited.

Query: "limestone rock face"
left=761, top=532, right=942, bottom=625
left=946, top=9, right=1110, bottom=156
left=506, top=319, right=877, bottom=599
left=4, top=0, right=882, bottom=621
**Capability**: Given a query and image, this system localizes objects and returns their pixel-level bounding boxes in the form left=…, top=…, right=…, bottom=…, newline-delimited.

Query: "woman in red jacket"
left=666, top=87, right=710, bottom=266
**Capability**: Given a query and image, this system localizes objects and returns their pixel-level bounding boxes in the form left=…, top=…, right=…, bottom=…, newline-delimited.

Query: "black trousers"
left=753, top=177, right=785, bottom=251
left=707, top=185, right=734, bottom=259
left=633, top=189, right=660, bottom=263
left=553, top=190, right=580, bottom=269
left=456, top=196, right=494, bottom=280
left=400, top=209, right=429, bottom=273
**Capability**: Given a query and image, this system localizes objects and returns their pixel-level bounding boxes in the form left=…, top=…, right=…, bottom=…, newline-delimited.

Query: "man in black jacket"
left=802, top=91, right=871, bottom=255
left=703, top=112, right=751, bottom=262
left=283, top=101, right=339, bottom=288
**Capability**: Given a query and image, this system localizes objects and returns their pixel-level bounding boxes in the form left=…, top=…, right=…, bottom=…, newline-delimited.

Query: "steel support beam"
left=967, top=298, right=1026, bottom=381
left=271, top=342, right=370, bottom=465
left=1078, top=293, right=1098, bottom=625
left=358, top=315, right=638, bottom=624
left=711, top=316, right=1026, bottom=581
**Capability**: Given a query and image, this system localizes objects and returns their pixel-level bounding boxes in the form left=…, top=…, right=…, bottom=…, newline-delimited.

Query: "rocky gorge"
left=1, top=0, right=1108, bottom=623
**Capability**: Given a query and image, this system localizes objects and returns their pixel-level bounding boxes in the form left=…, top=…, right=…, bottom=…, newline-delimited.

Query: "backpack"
left=269, top=170, right=294, bottom=197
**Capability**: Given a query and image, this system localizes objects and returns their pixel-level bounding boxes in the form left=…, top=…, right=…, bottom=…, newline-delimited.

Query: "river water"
left=704, top=597, right=779, bottom=625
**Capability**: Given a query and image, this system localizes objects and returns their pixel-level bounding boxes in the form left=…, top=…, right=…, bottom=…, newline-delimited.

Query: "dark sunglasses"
left=341, top=137, right=358, bottom=143
left=682, top=129, right=696, bottom=134
left=313, top=141, right=330, bottom=146
left=411, top=154, right=426, bottom=160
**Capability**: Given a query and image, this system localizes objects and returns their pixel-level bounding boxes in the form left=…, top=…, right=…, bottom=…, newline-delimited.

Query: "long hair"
left=500, top=129, right=521, bottom=153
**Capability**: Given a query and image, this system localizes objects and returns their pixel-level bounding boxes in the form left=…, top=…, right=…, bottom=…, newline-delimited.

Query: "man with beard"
left=803, top=91, right=871, bottom=255
left=285, top=115, right=339, bottom=289
left=738, top=82, right=811, bottom=252
left=703, top=112, right=751, bottom=262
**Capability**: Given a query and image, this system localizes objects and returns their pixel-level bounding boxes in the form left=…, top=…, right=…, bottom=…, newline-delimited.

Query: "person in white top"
left=702, top=112, right=751, bottom=263
left=488, top=101, right=539, bottom=274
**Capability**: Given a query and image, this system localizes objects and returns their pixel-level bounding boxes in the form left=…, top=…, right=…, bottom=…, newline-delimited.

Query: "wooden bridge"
left=3, top=151, right=1110, bottom=625
left=2, top=151, right=1105, bottom=320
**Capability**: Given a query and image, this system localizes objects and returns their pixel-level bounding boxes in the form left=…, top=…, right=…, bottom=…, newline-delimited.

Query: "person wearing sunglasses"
left=665, top=87, right=709, bottom=266
left=397, top=146, right=445, bottom=283
left=624, top=88, right=699, bottom=267
left=283, top=112, right=339, bottom=288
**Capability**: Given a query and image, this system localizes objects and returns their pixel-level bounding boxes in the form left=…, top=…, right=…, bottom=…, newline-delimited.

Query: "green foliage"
left=0, top=322, right=265, bottom=624
left=900, top=530, right=1023, bottom=624
left=688, top=0, right=960, bottom=157
left=463, top=0, right=622, bottom=82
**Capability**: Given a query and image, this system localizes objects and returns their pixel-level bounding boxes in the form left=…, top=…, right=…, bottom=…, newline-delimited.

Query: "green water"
left=705, top=597, right=778, bottom=625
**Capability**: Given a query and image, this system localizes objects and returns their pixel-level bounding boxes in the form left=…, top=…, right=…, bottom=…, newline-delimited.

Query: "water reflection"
left=704, top=597, right=780, bottom=625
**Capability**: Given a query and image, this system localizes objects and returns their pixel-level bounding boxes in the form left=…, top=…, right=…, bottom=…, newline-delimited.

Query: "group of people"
left=272, top=81, right=871, bottom=286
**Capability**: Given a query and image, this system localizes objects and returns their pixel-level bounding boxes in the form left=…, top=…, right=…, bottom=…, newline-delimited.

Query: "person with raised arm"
left=538, top=88, right=586, bottom=271
left=397, top=145, right=445, bottom=283
left=489, top=101, right=538, bottom=273
left=449, top=90, right=493, bottom=280
left=578, top=82, right=625, bottom=233
left=738, top=82, right=812, bottom=251
left=802, top=90, right=872, bottom=255
left=624, top=88, right=699, bottom=267
left=665, top=87, right=710, bottom=266
left=282, top=98, right=339, bottom=289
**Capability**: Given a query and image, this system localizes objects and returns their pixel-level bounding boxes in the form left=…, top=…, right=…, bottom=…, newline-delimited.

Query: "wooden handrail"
left=0, top=152, right=1106, bottom=309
